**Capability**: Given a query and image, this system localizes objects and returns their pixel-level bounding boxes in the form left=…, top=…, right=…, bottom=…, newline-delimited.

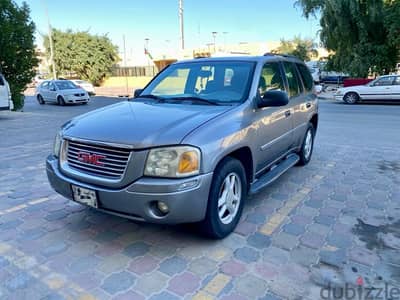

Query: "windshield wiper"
left=169, top=96, right=222, bottom=106
left=136, top=94, right=166, bottom=102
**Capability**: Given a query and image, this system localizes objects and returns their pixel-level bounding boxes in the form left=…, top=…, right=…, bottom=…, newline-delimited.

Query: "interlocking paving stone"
left=246, top=212, right=266, bottom=224
left=41, top=242, right=69, bottom=257
left=5, top=272, right=35, bottom=291
left=167, top=271, right=200, bottom=296
left=128, top=255, right=159, bottom=275
left=158, top=256, right=187, bottom=276
left=234, top=274, right=268, bottom=298
left=220, top=259, right=247, bottom=276
left=101, top=271, right=136, bottom=295
left=234, top=247, right=260, bottom=263
left=149, top=291, right=180, bottom=300
left=189, top=257, right=217, bottom=276
left=135, top=271, right=169, bottom=296
left=282, top=223, right=306, bottom=236
left=272, top=232, right=298, bottom=250
left=314, top=215, right=336, bottom=226
left=123, top=242, right=151, bottom=258
left=300, top=232, right=326, bottom=249
left=247, top=232, right=271, bottom=249
left=68, top=255, right=101, bottom=274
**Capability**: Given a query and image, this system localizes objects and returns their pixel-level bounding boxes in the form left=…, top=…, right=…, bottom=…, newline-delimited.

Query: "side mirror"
left=133, top=88, right=143, bottom=98
left=257, top=90, right=289, bottom=108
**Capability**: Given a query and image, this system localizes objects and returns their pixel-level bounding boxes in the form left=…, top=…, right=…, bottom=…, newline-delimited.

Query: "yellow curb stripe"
left=204, top=273, right=231, bottom=296
left=259, top=171, right=330, bottom=236
left=0, top=242, right=96, bottom=299
left=0, top=197, right=50, bottom=216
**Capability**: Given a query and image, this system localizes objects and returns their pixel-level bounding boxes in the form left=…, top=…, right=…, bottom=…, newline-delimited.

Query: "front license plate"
left=72, top=185, right=98, bottom=208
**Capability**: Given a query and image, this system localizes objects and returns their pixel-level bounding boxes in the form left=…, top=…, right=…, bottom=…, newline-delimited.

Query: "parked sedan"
left=36, top=80, right=90, bottom=105
left=335, top=75, right=400, bottom=104
left=71, top=80, right=95, bottom=95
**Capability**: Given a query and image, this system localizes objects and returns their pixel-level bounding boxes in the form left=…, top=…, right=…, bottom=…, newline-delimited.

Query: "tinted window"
left=374, top=77, right=394, bottom=86
left=41, top=82, right=49, bottom=89
left=55, top=81, right=77, bottom=90
left=297, top=64, right=314, bottom=92
left=0, top=76, right=4, bottom=86
left=283, top=62, right=301, bottom=97
left=394, top=76, right=400, bottom=85
left=258, top=63, right=285, bottom=97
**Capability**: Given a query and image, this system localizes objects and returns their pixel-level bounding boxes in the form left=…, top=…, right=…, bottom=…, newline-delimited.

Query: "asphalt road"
left=0, top=96, right=399, bottom=299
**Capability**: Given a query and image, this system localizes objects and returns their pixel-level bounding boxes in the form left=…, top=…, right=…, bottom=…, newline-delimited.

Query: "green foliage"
left=44, top=30, right=119, bottom=85
left=0, top=0, right=38, bottom=110
left=273, top=36, right=318, bottom=61
left=295, top=0, right=400, bottom=77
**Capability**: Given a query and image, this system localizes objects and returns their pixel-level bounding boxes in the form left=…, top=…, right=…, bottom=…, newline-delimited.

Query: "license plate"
left=72, top=185, right=98, bottom=208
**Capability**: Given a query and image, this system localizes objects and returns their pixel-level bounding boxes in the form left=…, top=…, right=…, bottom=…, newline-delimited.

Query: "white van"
left=0, top=74, right=13, bottom=110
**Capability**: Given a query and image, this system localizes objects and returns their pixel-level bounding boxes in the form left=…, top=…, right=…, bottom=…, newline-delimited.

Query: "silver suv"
left=47, top=55, right=318, bottom=238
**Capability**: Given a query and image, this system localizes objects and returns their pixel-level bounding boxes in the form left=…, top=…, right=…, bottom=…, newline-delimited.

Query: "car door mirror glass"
left=258, top=90, right=289, bottom=108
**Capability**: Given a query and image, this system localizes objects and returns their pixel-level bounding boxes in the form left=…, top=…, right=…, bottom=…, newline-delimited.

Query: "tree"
left=273, top=36, right=318, bottom=61
left=295, top=0, right=400, bottom=77
left=44, top=30, right=119, bottom=85
left=0, top=0, right=38, bottom=110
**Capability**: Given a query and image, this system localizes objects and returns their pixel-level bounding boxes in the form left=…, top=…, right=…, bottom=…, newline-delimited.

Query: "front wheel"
left=37, top=95, right=45, bottom=105
left=344, top=92, right=359, bottom=104
left=57, top=96, right=65, bottom=106
left=297, top=123, right=315, bottom=166
left=200, top=157, right=246, bottom=239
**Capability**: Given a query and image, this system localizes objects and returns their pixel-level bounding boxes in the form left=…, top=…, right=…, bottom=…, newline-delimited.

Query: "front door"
left=363, top=76, right=395, bottom=100
left=254, top=62, right=294, bottom=174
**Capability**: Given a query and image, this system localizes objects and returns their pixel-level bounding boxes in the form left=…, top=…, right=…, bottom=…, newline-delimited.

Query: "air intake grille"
left=66, top=140, right=131, bottom=179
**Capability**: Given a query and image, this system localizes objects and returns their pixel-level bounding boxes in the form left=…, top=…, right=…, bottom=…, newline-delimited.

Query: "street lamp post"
left=144, top=38, right=151, bottom=76
left=212, top=31, right=217, bottom=53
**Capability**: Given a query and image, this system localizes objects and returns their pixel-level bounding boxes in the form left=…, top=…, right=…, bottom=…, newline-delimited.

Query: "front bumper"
left=65, top=95, right=89, bottom=103
left=46, top=155, right=213, bottom=224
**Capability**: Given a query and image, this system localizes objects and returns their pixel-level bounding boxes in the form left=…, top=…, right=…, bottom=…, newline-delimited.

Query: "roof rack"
left=263, top=53, right=300, bottom=59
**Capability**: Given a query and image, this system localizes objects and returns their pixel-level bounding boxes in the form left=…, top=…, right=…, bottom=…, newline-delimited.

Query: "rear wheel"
left=297, top=123, right=315, bottom=166
left=57, top=96, right=65, bottom=106
left=344, top=92, right=359, bottom=104
left=200, top=157, right=246, bottom=239
left=37, top=94, right=45, bottom=105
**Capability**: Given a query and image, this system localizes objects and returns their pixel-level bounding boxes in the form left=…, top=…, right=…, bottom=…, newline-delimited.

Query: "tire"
left=343, top=92, right=359, bottom=104
left=297, top=123, right=315, bottom=166
left=37, top=94, right=45, bottom=105
left=200, top=157, right=247, bottom=239
left=57, top=96, right=65, bottom=106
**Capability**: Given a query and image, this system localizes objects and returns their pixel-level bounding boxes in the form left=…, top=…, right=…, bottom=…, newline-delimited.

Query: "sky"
left=16, top=0, right=320, bottom=61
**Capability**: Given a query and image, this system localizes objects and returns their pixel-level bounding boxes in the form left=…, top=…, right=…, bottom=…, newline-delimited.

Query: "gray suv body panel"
left=47, top=55, right=318, bottom=224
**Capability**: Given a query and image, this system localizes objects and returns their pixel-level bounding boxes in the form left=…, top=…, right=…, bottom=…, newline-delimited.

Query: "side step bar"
left=249, top=153, right=300, bottom=195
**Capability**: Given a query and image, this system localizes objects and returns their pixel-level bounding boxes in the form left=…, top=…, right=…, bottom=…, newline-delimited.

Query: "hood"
left=62, top=101, right=232, bottom=148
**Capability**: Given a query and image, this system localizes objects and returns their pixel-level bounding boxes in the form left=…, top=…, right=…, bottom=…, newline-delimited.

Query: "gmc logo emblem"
left=77, top=152, right=105, bottom=166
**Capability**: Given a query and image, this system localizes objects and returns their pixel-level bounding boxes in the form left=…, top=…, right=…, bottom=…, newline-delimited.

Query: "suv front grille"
left=65, top=140, right=131, bottom=179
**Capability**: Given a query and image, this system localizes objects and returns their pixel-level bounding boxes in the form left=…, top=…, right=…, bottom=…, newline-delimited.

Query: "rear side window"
left=394, top=76, right=400, bottom=85
left=297, top=64, right=314, bottom=92
left=0, top=76, right=4, bottom=86
left=283, top=62, right=302, bottom=97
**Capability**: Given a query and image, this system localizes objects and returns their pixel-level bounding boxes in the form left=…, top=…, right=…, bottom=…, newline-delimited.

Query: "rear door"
left=294, top=63, right=317, bottom=146
left=0, top=75, right=9, bottom=109
left=48, top=82, right=58, bottom=102
left=254, top=62, right=294, bottom=173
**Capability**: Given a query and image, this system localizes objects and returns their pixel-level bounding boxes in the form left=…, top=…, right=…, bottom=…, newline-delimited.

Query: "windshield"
left=140, top=61, right=255, bottom=104
left=55, top=81, right=78, bottom=90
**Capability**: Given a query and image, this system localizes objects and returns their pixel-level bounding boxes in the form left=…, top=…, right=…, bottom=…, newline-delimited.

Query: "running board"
left=249, top=153, right=300, bottom=195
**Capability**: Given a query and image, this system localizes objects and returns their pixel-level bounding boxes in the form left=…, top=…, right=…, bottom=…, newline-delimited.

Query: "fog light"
left=157, top=201, right=169, bottom=214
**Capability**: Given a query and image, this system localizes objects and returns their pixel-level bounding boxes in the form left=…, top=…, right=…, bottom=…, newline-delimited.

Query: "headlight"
left=144, top=146, right=201, bottom=178
left=53, top=131, right=62, bottom=157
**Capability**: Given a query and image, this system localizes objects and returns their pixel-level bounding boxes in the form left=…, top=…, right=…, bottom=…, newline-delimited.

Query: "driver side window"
left=258, top=63, right=284, bottom=97
left=374, top=77, right=394, bottom=86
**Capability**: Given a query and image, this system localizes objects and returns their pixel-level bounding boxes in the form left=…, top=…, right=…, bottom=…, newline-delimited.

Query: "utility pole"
left=212, top=32, right=217, bottom=53
left=179, top=0, right=184, bottom=50
left=42, top=0, right=56, bottom=79
left=123, top=35, right=129, bottom=96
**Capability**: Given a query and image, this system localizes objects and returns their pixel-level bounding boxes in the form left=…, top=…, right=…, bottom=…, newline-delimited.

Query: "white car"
left=36, top=80, right=90, bottom=105
left=0, top=74, right=13, bottom=111
left=71, top=80, right=95, bottom=95
left=308, top=67, right=321, bottom=83
left=335, top=75, right=400, bottom=104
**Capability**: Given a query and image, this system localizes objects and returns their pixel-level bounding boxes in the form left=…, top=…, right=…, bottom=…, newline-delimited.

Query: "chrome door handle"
left=285, top=110, right=291, bottom=117
left=306, top=102, right=312, bottom=108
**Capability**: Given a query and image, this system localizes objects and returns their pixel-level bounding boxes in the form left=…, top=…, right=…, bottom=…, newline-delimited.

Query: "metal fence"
left=112, top=66, right=157, bottom=77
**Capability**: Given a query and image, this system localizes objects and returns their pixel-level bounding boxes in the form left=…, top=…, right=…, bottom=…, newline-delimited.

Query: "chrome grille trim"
left=61, top=139, right=131, bottom=180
